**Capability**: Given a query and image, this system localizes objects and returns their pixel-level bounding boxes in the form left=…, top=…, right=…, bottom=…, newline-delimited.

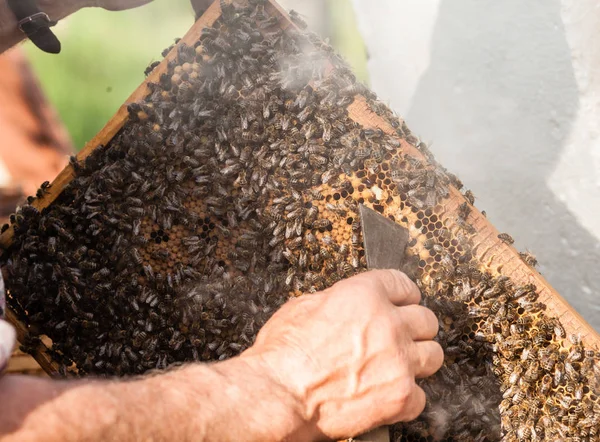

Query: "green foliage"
left=24, top=0, right=367, bottom=150
left=25, top=1, right=194, bottom=149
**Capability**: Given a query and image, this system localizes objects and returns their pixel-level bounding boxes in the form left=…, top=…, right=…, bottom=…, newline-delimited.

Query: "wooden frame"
left=1, top=0, right=598, bottom=376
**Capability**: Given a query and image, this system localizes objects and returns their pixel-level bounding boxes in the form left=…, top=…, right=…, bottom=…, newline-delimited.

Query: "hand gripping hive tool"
left=353, top=204, right=410, bottom=442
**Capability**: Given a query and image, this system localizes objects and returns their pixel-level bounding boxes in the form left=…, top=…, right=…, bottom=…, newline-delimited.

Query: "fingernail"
left=0, top=320, right=16, bottom=370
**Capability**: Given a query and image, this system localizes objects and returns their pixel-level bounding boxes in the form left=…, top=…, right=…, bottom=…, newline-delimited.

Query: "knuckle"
left=395, top=271, right=421, bottom=303
left=333, top=274, right=374, bottom=294
left=395, top=271, right=412, bottom=291
left=353, top=279, right=381, bottom=299
left=378, top=268, right=397, bottom=286
left=361, top=270, right=393, bottom=293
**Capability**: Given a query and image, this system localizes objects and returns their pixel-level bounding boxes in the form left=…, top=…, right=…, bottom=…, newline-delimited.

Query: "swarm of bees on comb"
left=2, top=1, right=600, bottom=440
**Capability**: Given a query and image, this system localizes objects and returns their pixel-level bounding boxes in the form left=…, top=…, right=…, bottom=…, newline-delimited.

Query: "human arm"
left=0, top=270, right=443, bottom=441
left=0, top=0, right=153, bottom=54
left=0, top=356, right=312, bottom=442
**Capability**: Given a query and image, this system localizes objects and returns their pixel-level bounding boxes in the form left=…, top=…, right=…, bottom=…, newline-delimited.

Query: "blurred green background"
left=24, top=0, right=368, bottom=150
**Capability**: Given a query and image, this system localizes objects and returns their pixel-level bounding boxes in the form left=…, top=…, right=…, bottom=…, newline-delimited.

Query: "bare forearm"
left=0, top=373, right=122, bottom=441
left=0, top=354, right=313, bottom=442
left=0, top=271, right=441, bottom=441
left=116, top=354, right=314, bottom=441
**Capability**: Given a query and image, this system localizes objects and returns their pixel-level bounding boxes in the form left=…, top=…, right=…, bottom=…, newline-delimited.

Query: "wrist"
left=239, top=349, right=320, bottom=441
left=238, top=352, right=318, bottom=441
left=108, top=368, right=200, bottom=441
left=115, top=357, right=318, bottom=442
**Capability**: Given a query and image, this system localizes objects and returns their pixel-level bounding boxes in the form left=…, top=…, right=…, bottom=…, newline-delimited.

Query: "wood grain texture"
left=5, top=308, right=58, bottom=376
left=6, top=349, right=47, bottom=375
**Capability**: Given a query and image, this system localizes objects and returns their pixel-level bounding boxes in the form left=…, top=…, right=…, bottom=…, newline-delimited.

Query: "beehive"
left=1, top=1, right=599, bottom=440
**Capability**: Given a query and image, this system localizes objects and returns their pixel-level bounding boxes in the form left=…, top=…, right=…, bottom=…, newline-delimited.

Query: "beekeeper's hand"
left=0, top=270, right=443, bottom=442
left=243, top=269, right=444, bottom=440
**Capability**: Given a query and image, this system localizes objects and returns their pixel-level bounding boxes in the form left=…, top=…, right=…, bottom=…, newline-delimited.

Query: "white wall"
left=352, top=0, right=600, bottom=330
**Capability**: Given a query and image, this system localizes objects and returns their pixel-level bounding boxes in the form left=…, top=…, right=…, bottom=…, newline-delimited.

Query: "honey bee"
left=568, top=345, right=583, bottom=362
left=36, top=180, right=51, bottom=198
left=536, top=375, right=552, bottom=398
left=511, top=388, right=526, bottom=405
left=468, top=306, right=490, bottom=318
left=509, top=365, right=523, bottom=385
left=312, top=219, right=332, bottom=230
left=524, top=361, right=540, bottom=382
left=130, top=248, right=143, bottom=265
left=463, top=189, right=475, bottom=205
left=554, top=362, right=565, bottom=387
left=455, top=216, right=476, bottom=234
left=498, top=233, right=515, bottom=245
left=355, top=146, right=371, bottom=160
left=565, top=361, right=580, bottom=382
left=551, top=320, right=566, bottom=339
left=518, top=250, right=538, bottom=267
left=569, top=333, right=582, bottom=345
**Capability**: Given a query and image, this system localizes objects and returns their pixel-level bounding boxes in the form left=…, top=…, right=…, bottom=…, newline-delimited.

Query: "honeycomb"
left=1, top=1, right=600, bottom=440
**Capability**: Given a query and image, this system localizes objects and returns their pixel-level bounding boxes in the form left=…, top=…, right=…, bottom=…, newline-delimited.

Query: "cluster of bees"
left=2, top=1, right=599, bottom=440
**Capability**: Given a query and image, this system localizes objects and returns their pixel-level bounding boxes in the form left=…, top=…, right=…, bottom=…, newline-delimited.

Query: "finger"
left=396, top=304, right=439, bottom=340
left=395, top=383, right=426, bottom=422
left=413, top=341, right=444, bottom=379
left=337, top=269, right=421, bottom=306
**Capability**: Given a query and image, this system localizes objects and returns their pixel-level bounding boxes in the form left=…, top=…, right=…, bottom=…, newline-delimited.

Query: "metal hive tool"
left=354, top=203, right=410, bottom=442
left=1, top=1, right=600, bottom=440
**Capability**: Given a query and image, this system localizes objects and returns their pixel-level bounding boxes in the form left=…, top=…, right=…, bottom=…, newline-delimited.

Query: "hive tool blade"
left=359, top=204, right=409, bottom=270
left=353, top=204, right=410, bottom=442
